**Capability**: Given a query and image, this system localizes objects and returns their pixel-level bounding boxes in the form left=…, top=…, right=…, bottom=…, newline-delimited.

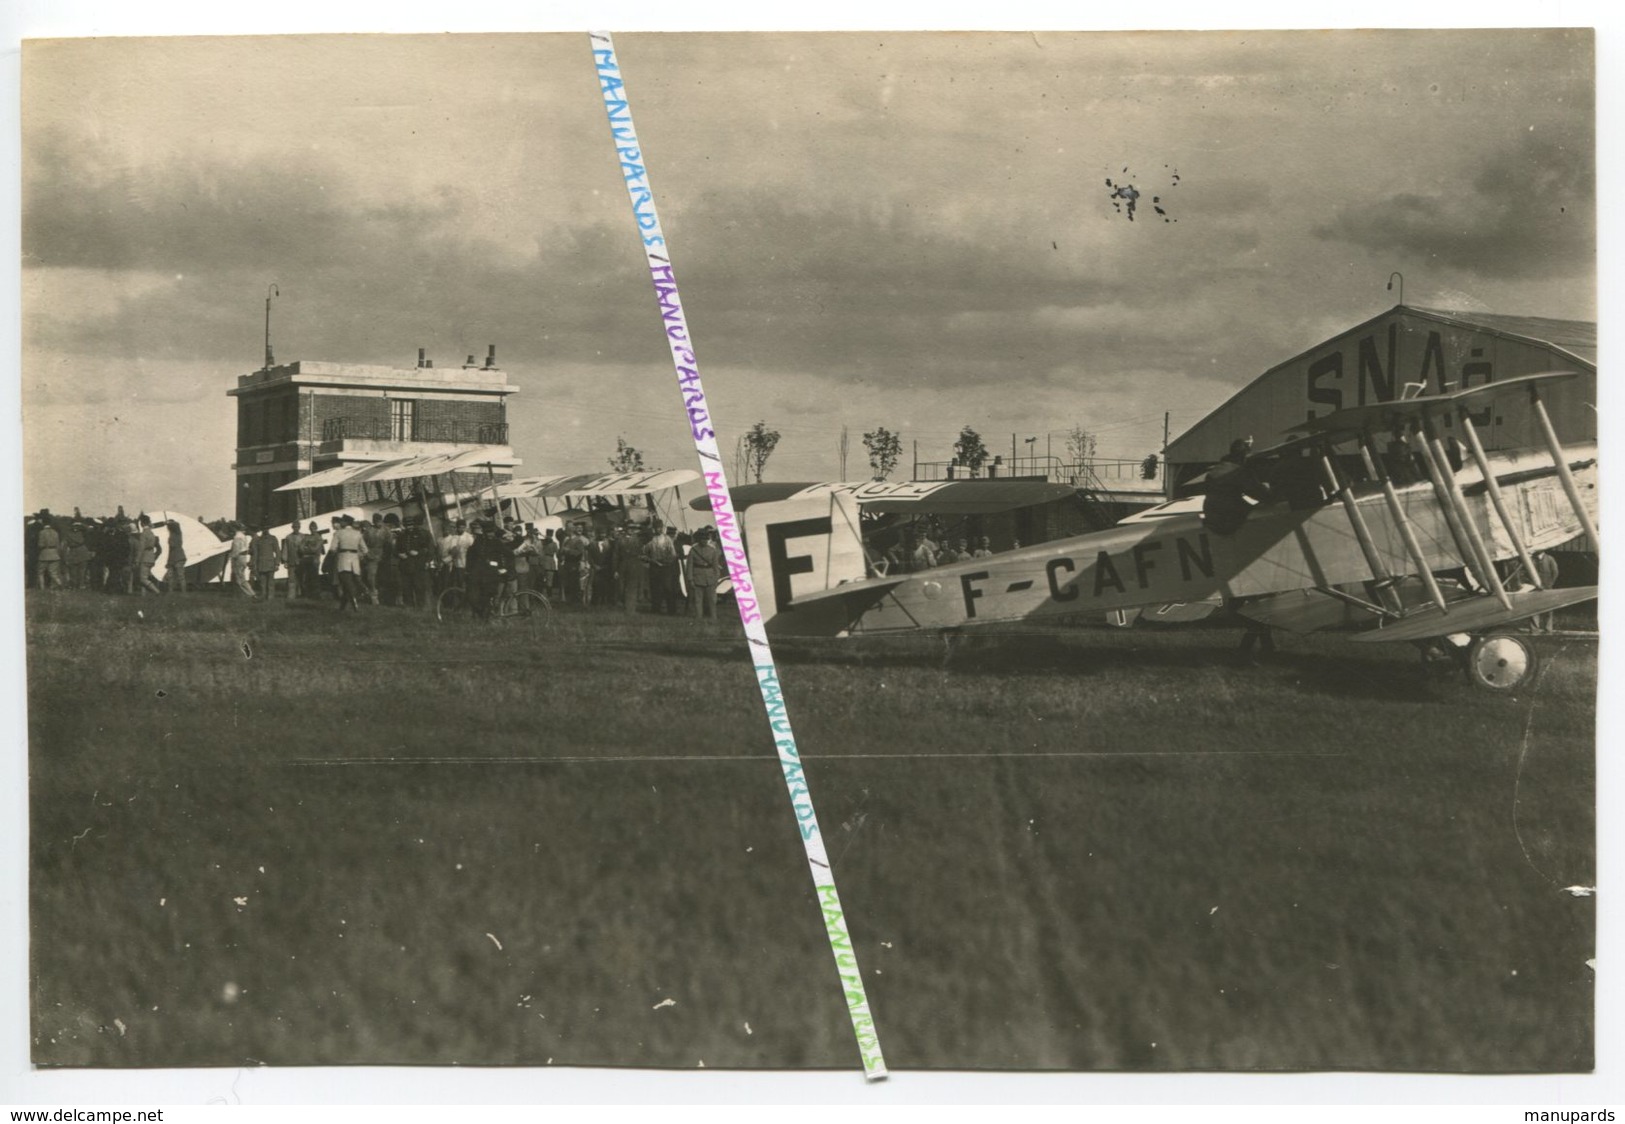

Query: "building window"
left=390, top=399, right=416, bottom=441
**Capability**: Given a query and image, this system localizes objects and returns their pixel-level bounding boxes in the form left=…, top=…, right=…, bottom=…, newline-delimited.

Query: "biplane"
left=494, top=468, right=700, bottom=534
left=730, top=372, right=1597, bottom=691
left=222, top=459, right=701, bottom=584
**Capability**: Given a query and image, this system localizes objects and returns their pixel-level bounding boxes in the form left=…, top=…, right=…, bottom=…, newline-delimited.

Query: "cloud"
left=23, top=130, right=1278, bottom=396
left=1310, top=131, right=1594, bottom=280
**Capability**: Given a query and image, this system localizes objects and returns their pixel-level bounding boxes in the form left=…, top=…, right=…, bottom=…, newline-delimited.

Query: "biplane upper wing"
left=499, top=469, right=699, bottom=501
left=274, top=448, right=514, bottom=492
left=692, top=479, right=1075, bottom=515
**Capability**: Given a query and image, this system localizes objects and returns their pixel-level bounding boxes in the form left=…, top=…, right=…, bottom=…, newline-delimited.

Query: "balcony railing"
left=912, top=457, right=1163, bottom=485
left=322, top=417, right=509, bottom=445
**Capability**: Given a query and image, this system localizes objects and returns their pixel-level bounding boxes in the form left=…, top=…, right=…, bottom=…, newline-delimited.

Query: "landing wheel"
left=1466, top=632, right=1537, bottom=692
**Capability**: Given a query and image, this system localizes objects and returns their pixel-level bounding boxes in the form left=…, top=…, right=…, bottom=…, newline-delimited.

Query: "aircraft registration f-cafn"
left=735, top=372, right=1598, bottom=692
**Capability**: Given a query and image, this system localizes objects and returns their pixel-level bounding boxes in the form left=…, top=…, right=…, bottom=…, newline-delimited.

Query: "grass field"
left=26, top=589, right=1595, bottom=1071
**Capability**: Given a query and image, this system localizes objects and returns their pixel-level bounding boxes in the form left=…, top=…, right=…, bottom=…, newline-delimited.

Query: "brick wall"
left=310, top=393, right=389, bottom=430
left=416, top=398, right=504, bottom=427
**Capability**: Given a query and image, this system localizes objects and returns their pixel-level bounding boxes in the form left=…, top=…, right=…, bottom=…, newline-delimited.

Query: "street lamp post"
left=264, top=282, right=279, bottom=369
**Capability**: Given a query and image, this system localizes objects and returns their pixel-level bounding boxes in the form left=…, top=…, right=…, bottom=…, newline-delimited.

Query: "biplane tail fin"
left=741, top=491, right=873, bottom=632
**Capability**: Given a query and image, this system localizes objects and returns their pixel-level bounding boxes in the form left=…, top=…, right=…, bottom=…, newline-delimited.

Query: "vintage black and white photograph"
left=15, top=22, right=1600, bottom=1085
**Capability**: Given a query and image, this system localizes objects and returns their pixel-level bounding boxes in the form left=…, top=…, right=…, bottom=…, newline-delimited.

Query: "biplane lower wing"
left=1349, top=586, right=1597, bottom=644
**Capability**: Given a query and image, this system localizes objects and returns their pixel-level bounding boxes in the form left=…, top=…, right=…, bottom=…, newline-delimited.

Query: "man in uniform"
left=538, top=527, right=560, bottom=599
left=134, top=515, right=164, bottom=596
left=685, top=526, right=724, bottom=620
left=360, top=515, right=385, bottom=605
left=588, top=527, right=615, bottom=607
left=376, top=513, right=404, bottom=606
left=646, top=523, right=680, bottom=614
left=230, top=522, right=254, bottom=597
left=395, top=514, right=437, bottom=609
left=251, top=524, right=281, bottom=600
left=64, top=522, right=92, bottom=589
left=614, top=525, right=645, bottom=612
left=281, top=523, right=306, bottom=600
left=465, top=521, right=506, bottom=619
left=36, top=515, right=64, bottom=590
left=559, top=522, right=588, bottom=606
left=299, top=521, right=326, bottom=599
left=163, top=519, right=188, bottom=593
left=330, top=515, right=368, bottom=611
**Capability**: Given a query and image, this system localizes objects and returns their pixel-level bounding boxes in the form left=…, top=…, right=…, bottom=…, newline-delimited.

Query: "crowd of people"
left=302, top=512, right=728, bottom=619
left=23, top=507, right=731, bottom=621
left=877, top=530, right=999, bottom=575
left=25, top=508, right=191, bottom=596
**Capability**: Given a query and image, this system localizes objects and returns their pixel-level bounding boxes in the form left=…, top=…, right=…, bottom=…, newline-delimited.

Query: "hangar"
left=1164, top=304, right=1596, bottom=497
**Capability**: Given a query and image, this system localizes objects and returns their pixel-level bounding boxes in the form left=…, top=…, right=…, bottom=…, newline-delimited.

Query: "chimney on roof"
left=417, top=348, right=426, bottom=369
left=464, top=354, right=477, bottom=368
left=484, top=345, right=497, bottom=370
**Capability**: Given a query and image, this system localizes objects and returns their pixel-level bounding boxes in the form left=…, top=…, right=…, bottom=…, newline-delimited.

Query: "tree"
left=953, top=426, right=989, bottom=474
left=608, top=437, right=645, bottom=473
left=744, top=420, right=781, bottom=484
left=863, top=427, right=903, bottom=481
left=1065, top=424, right=1097, bottom=465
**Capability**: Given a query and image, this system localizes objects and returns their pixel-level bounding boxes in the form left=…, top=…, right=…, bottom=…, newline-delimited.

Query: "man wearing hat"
left=281, top=522, right=306, bottom=600
left=299, top=521, right=326, bottom=599
left=229, top=521, right=254, bottom=597
left=378, top=512, right=404, bottom=606
left=464, top=520, right=506, bottom=619
left=330, top=515, right=368, bottom=611
left=611, top=524, right=641, bottom=611
left=437, top=518, right=463, bottom=596
left=395, top=514, right=436, bottom=609
left=559, top=521, right=588, bottom=606
left=64, top=521, right=92, bottom=589
left=35, top=512, right=64, bottom=591
left=251, top=524, right=281, bottom=601
left=360, top=515, right=384, bottom=605
left=646, top=522, right=680, bottom=614
left=685, top=526, right=724, bottom=620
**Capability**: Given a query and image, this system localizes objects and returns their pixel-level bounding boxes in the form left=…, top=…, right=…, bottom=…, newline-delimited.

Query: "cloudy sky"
left=19, top=27, right=1596, bottom=517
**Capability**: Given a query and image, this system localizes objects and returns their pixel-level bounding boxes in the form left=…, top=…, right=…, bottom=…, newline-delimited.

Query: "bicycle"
left=435, top=576, right=551, bottom=630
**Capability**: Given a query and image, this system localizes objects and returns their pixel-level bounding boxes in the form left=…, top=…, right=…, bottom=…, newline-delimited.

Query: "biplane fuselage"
left=762, top=442, right=1596, bottom=637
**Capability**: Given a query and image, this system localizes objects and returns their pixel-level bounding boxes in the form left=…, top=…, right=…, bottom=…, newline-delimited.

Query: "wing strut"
left=1317, top=449, right=1401, bottom=612
left=1413, top=421, right=1512, bottom=611
left=1527, top=382, right=1600, bottom=553
left=1356, top=432, right=1449, bottom=613
left=1454, top=409, right=1544, bottom=589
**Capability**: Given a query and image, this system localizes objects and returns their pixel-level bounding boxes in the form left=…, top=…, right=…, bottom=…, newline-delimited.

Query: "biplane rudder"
left=740, top=492, right=870, bottom=632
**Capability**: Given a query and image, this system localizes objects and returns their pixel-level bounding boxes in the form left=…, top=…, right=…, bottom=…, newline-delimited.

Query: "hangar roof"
left=1408, top=306, right=1596, bottom=367
left=1166, top=304, right=1597, bottom=466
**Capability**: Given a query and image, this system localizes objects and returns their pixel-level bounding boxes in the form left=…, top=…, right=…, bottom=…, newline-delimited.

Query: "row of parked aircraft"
left=721, top=372, right=1597, bottom=692
left=150, top=371, right=1593, bottom=692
